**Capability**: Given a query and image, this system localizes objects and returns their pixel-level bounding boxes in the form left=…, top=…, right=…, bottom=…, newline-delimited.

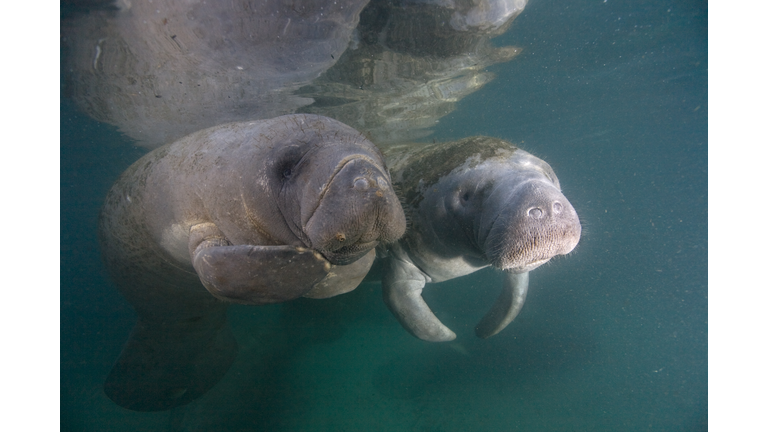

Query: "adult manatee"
left=99, top=114, right=406, bottom=410
left=379, top=136, right=581, bottom=342
left=62, top=0, right=371, bottom=148
left=298, top=0, right=528, bottom=145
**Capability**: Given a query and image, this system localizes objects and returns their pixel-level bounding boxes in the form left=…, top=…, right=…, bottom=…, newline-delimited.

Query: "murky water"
left=61, top=1, right=707, bottom=430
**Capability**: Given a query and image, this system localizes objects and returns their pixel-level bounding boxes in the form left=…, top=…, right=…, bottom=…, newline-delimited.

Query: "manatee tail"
left=104, top=308, right=237, bottom=411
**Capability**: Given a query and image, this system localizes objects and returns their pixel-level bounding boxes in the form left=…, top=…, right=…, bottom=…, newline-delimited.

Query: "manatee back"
left=383, top=136, right=519, bottom=207
left=99, top=146, right=222, bottom=320
left=100, top=164, right=236, bottom=411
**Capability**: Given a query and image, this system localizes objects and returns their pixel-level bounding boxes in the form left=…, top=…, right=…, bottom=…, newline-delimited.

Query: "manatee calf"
left=99, top=114, right=406, bottom=410
left=379, top=137, right=581, bottom=342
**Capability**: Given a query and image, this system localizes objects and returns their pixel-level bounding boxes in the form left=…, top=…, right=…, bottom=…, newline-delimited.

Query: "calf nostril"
left=354, top=177, right=372, bottom=190
left=553, top=202, right=563, bottom=213
left=528, top=207, right=543, bottom=219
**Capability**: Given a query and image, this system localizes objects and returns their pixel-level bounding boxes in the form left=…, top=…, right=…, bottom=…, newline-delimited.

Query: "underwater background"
left=60, top=0, right=707, bottom=431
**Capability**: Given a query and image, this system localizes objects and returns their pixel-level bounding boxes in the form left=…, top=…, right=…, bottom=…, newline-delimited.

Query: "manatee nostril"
left=528, top=207, right=543, bottom=219
left=354, top=177, right=372, bottom=190
left=553, top=202, right=563, bottom=213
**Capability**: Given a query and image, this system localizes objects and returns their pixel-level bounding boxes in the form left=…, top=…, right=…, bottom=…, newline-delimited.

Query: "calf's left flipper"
left=382, top=258, right=456, bottom=342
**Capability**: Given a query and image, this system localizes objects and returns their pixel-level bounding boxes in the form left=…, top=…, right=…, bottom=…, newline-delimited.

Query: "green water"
left=60, top=0, right=707, bottom=430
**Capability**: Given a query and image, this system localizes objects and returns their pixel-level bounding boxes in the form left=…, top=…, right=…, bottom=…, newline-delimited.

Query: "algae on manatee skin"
left=383, top=137, right=519, bottom=208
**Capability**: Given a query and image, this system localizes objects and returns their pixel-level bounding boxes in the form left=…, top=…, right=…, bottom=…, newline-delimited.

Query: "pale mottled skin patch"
left=384, top=136, right=519, bottom=208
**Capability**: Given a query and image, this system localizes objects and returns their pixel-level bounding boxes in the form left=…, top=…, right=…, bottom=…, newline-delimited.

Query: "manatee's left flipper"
left=474, top=271, right=529, bottom=339
left=189, top=221, right=330, bottom=304
left=382, top=257, right=456, bottom=342
left=304, top=249, right=376, bottom=299
left=104, top=306, right=237, bottom=411
left=192, top=244, right=331, bottom=305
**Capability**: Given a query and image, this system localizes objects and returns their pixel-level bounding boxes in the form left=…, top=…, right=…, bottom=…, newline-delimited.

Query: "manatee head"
left=475, top=149, right=581, bottom=273
left=260, top=115, right=406, bottom=265
left=405, top=137, right=581, bottom=273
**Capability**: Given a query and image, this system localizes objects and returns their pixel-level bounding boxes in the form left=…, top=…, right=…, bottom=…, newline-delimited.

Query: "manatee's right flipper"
left=104, top=306, right=237, bottom=411
left=189, top=223, right=331, bottom=305
left=381, top=257, right=457, bottom=342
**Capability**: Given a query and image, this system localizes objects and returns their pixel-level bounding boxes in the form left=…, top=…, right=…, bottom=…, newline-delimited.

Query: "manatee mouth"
left=499, top=257, right=551, bottom=274
left=318, top=240, right=378, bottom=266
left=485, top=216, right=555, bottom=270
left=488, top=222, right=580, bottom=272
left=304, top=155, right=405, bottom=266
left=484, top=181, right=581, bottom=273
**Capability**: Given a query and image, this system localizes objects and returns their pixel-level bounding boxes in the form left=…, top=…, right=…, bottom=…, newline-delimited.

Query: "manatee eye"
left=454, top=189, right=471, bottom=208
left=276, top=145, right=305, bottom=181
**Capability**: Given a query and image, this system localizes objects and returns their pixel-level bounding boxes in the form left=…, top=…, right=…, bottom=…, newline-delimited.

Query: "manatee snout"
left=486, top=180, right=581, bottom=272
left=307, top=157, right=406, bottom=265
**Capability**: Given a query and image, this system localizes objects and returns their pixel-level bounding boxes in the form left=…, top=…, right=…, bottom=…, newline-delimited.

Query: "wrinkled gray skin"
left=380, top=137, right=581, bottom=342
left=99, top=114, right=405, bottom=411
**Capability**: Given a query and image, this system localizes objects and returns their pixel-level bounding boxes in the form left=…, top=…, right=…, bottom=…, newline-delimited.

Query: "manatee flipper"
left=193, top=244, right=331, bottom=304
left=304, top=249, right=376, bottom=299
left=475, top=271, right=529, bottom=339
left=104, top=306, right=237, bottom=411
left=189, top=222, right=331, bottom=304
left=382, top=258, right=456, bottom=342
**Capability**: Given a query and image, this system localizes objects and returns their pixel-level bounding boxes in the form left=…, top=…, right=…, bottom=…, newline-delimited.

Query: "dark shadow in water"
left=60, top=96, right=148, bottom=430
left=171, top=286, right=385, bottom=430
